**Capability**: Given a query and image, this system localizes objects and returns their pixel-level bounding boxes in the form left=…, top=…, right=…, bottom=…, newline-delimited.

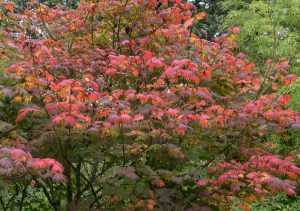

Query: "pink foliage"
left=0, top=147, right=65, bottom=182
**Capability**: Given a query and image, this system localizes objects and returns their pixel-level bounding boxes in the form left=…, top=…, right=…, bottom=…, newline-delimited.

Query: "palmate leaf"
left=117, top=167, right=139, bottom=181
left=15, top=107, right=43, bottom=123
left=205, top=151, right=300, bottom=208
left=0, top=147, right=65, bottom=182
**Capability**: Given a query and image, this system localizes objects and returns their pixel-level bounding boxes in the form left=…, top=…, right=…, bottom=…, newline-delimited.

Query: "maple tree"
left=0, top=0, right=300, bottom=210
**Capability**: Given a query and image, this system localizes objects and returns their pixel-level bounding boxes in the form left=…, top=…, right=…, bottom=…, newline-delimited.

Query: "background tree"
left=191, top=0, right=225, bottom=39
left=222, top=0, right=300, bottom=73
left=10, top=0, right=79, bottom=11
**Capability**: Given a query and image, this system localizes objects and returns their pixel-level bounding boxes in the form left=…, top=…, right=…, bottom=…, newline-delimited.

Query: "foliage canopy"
left=0, top=0, right=300, bottom=210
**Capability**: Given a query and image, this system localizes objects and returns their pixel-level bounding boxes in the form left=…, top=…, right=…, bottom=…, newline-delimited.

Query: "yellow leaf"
left=37, top=7, right=45, bottom=13
left=227, top=34, right=237, bottom=42
left=24, top=96, right=32, bottom=103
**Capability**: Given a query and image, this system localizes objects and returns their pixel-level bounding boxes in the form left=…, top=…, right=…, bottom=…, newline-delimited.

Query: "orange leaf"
left=16, top=107, right=41, bottom=123
left=45, top=71, right=54, bottom=81
left=25, top=75, right=37, bottom=83
left=13, top=96, right=23, bottom=103
left=286, top=171, right=298, bottom=180
left=195, top=12, right=207, bottom=20
left=30, top=180, right=36, bottom=188
left=196, top=180, right=207, bottom=186
left=271, top=83, right=278, bottom=91
left=147, top=199, right=155, bottom=211
left=153, top=179, right=165, bottom=187
left=43, top=96, right=52, bottom=103
left=162, top=0, right=168, bottom=6
left=242, top=203, right=250, bottom=211
left=247, top=195, right=256, bottom=203
left=183, top=18, right=195, bottom=29
left=284, top=156, right=294, bottom=163
left=5, top=4, right=14, bottom=12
